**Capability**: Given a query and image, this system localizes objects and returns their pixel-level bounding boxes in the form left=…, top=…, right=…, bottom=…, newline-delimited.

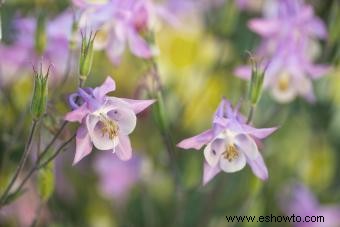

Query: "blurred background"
left=0, top=0, right=339, bottom=226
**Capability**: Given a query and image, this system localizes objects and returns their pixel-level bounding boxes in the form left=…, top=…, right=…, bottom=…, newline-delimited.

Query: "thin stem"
left=36, top=121, right=68, bottom=163
left=3, top=134, right=76, bottom=205
left=247, top=104, right=255, bottom=124
left=0, top=120, right=38, bottom=204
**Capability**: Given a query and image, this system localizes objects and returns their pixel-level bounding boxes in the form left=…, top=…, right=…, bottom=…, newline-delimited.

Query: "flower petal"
left=127, top=28, right=152, bottom=58
left=234, top=134, right=268, bottom=180
left=64, top=104, right=89, bottom=123
left=246, top=154, right=268, bottom=180
left=177, top=129, right=214, bottom=150
left=73, top=124, right=93, bottom=165
left=248, top=19, right=279, bottom=37
left=204, top=138, right=225, bottom=167
left=120, top=98, right=156, bottom=114
left=234, top=134, right=259, bottom=159
left=203, top=161, right=221, bottom=186
left=219, top=151, right=246, bottom=173
left=86, top=114, right=118, bottom=150
left=115, top=135, right=132, bottom=161
left=241, top=125, right=277, bottom=139
left=107, top=106, right=137, bottom=135
left=93, top=76, right=116, bottom=100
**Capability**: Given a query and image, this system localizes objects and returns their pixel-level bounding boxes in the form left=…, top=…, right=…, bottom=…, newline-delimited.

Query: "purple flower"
left=74, top=0, right=178, bottom=64
left=235, top=0, right=330, bottom=103
left=65, top=76, right=155, bottom=164
left=0, top=11, right=74, bottom=85
left=281, top=184, right=340, bottom=227
left=177, top=98, right=276, bottom=185
left=94, top=152, right=141, bottom=201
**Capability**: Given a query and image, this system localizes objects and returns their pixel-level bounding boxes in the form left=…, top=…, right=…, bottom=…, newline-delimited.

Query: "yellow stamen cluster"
left=278, top=74, right=290, bottom=91
left=223, top=144, right=239, bottom=162
left=100, top=114, right=119, bottom=140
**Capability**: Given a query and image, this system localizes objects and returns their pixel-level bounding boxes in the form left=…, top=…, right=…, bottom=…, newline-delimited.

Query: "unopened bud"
left=79, top=31, right=96, bottom=81
left=248, top=60, right=265, bottom=105
left=35, top=13, right=47, bottom=55
left=31, top=65, right=49, bottom=120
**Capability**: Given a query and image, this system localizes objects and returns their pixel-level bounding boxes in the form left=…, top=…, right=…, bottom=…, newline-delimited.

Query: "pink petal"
left=306, top=64, right=331, bottom=79
left=93, top=76, right=116, bottom=100
left=234, top=65, right=251, bottom=80
left=177, top=129, right=214, bottom=150
left=121, top=98, right=156, bottom=114
left=203, top=162, right=221, bottom=186
left=64, top=104, right=89, bottom=123
left=127, top=28, right=152, bottom=58
left=115, top=135, right=132, bottom=161
left=246, top=154, right=268, bottom=180
left=73, top=124, right=93, bottom=165
left=241, top=125, right=278, bottom=139
left=248, top=19, right=279, bottom=37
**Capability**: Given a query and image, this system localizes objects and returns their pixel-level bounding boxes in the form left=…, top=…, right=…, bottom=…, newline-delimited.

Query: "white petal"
left=204, top=139, right=225, bottom=167
left=234, top=134, right=259, bottom=160
left=107, top=106, right=137, bottom=135
left=86, top=114, right=118, bottom=150
left=219, top=152, right=246, bottom=173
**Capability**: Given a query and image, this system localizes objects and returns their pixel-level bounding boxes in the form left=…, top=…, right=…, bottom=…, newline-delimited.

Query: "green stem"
left=247, top=104, right=255, bottom=124
left=0, top=120, right=38, bottom=205
left=4, top=134, right=75, bottom=205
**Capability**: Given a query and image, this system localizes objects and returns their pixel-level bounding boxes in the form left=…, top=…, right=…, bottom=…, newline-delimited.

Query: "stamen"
left=278, top=74, right=290, bottom=91
left=223, top=144, right=239, bottom=162
left=100, top=113, right=119, bottom=140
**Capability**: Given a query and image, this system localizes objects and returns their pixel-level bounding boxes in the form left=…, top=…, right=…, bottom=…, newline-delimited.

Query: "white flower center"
left=278, top=72, right=291, bottom=92
left=99, top=113, right=119, bottom=140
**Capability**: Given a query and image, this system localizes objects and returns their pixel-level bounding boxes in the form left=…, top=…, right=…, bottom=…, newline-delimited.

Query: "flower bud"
left=248, top=60, right=265, bottom=105
left=31, top=65, right=49, bottom=120
left=35, top=13, right=47, bottom=55
left=79, top=31, right=96, bottom=81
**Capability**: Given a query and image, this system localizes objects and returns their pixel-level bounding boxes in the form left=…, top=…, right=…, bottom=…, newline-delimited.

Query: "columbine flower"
left=94, top=152, right=141, bottom=201
left=280, top=184, right=340, bottom=227
left=235, top=0, right=330, bottom=103
left=65, top=76, right=155, bottom=164
left=177, top=98, right=276, bottom=185
left=74, top=0, right=178, bottom=64
left=0, top=11, right=74, bottom=84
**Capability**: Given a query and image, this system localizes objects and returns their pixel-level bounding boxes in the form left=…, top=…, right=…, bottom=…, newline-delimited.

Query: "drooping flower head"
left=177, top=98, right=276, bottom=185
left=65, top=76, right=155, bottom=164
left=280, top=184, right=340, bottom=227
left=235, top=0, right=330, bottom=103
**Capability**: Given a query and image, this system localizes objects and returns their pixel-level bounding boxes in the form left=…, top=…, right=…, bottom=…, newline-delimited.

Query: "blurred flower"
left=177, top=98, right=276, bottom=185
left=94, top=152, right=141, bottom=201
left=65, top=76, right=155, bottom=164
left=0, top=44, right=28, bottom=86
left=235, top=0, right=330, bottom=103
left=73, top=0, right=182, bottom=64
left=0, top=180, right=48, bottom=226
left=280, top=184, right=340, bottom=227
left=0, top=11, right=73, bottom=86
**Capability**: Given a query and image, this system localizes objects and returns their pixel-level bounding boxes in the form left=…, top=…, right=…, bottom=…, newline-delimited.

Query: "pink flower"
left=74, top=0, right=178, bottom=64
left=177, top=98, right=276, bottom=185
left=281, top=184, right=340, bottom=227
left=235, top=0, right=330, bottom=103
left=94, top=152, right=141, bottom=201
left=65, top=76, right=155, bottom=164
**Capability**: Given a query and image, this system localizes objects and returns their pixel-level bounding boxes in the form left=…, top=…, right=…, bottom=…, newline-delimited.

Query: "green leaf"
left=37, top=162, right=55, bottom=202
